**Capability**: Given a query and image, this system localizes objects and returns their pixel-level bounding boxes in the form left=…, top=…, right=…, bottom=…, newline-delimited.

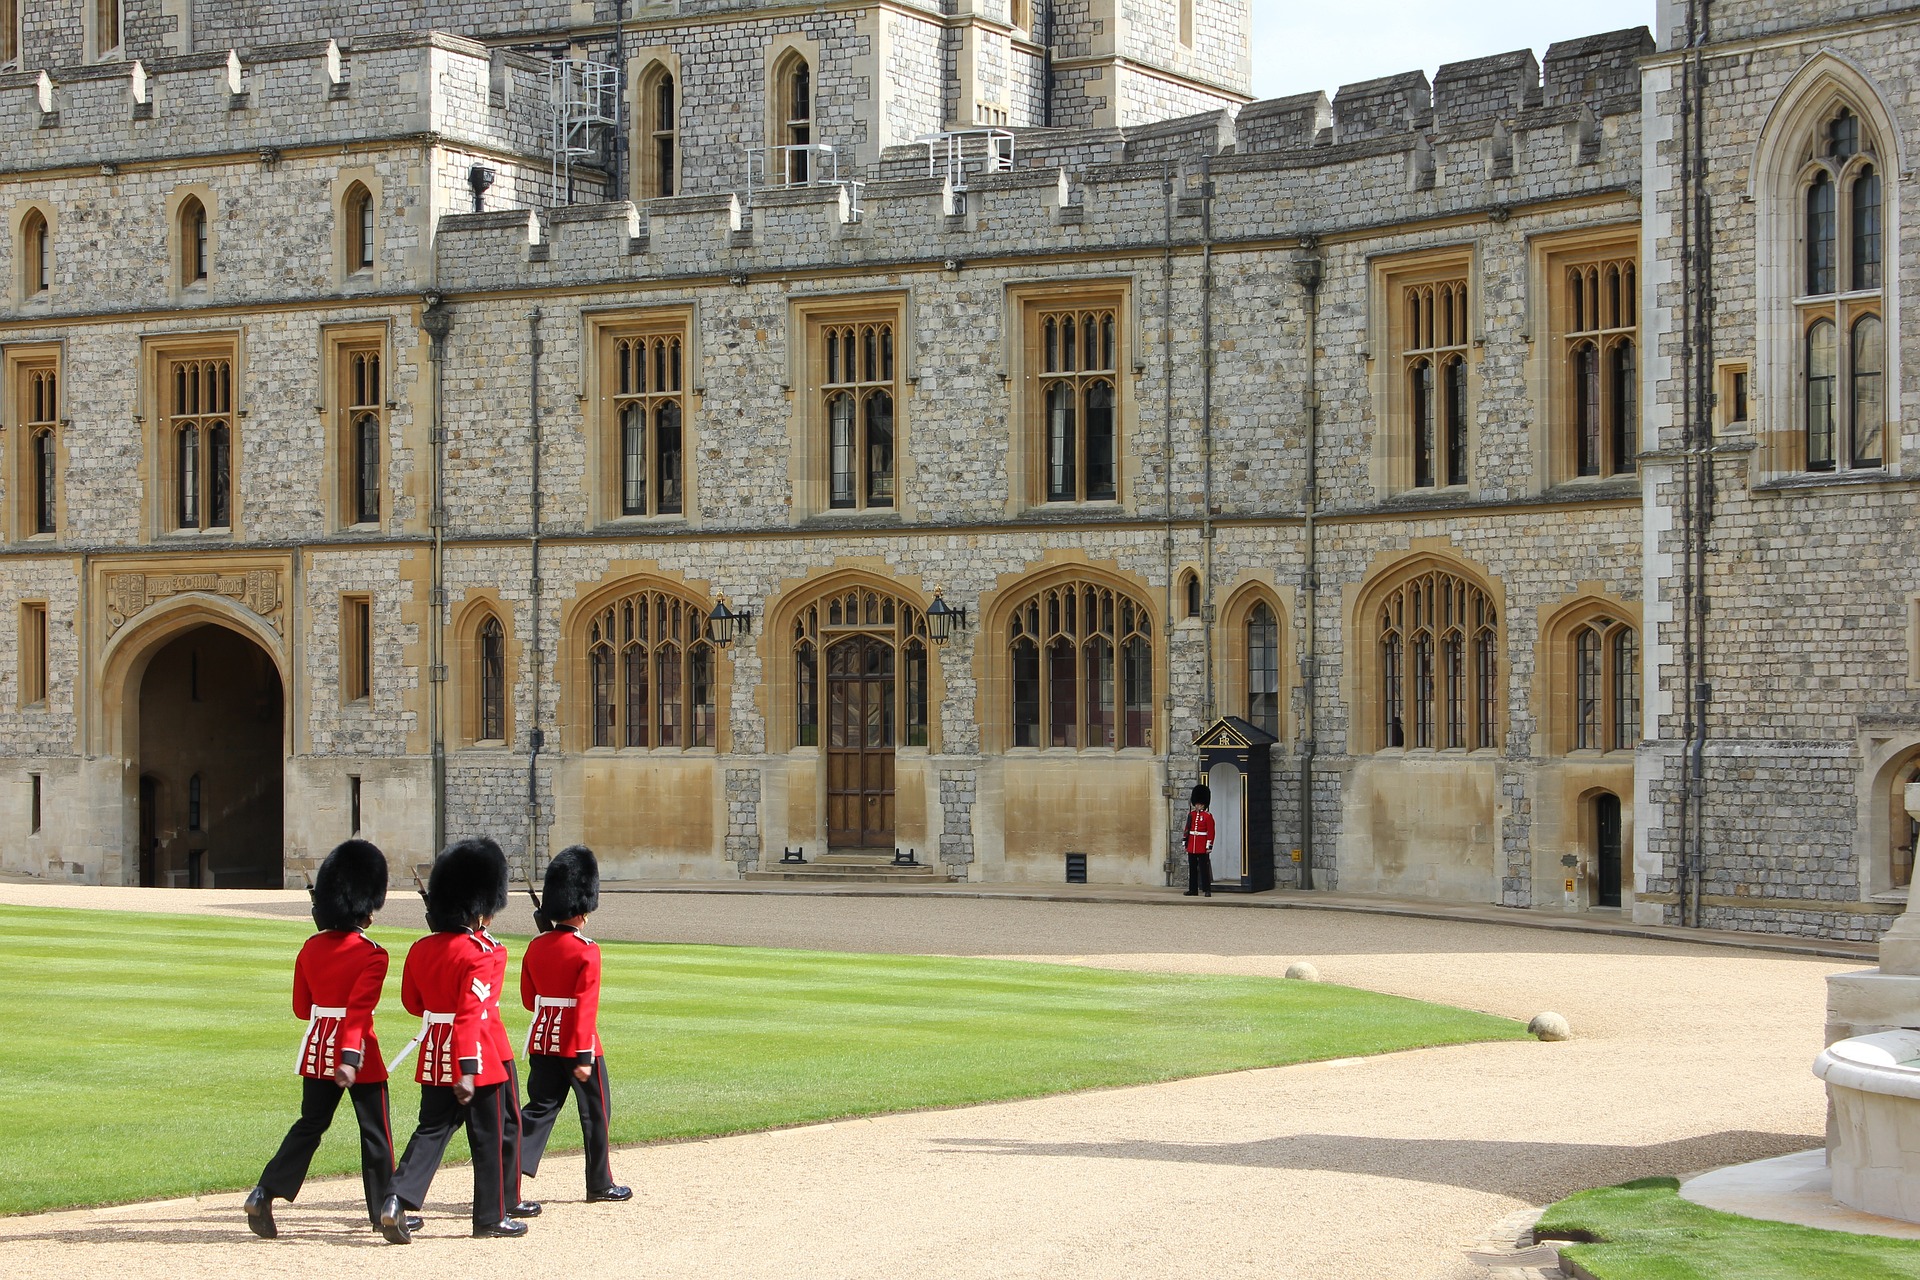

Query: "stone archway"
left=130, top=622, right=284, bottom=887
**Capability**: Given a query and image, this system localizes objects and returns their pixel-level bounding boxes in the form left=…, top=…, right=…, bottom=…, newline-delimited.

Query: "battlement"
left=0, top=32, right=552, bottom=174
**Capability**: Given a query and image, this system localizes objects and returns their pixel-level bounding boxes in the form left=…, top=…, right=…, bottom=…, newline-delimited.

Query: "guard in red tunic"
left=519, top=846, right=632, bottom=1204
left=380, top=838, right=537, bottom=1243
left=246, top=839, right=406, bottom=1239
left=1183, top=783, right=1216, bottom=897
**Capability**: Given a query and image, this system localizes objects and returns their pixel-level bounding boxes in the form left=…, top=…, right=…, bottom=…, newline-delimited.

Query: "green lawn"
left=1536, top=1178, right=1920, bottom=1280
left=0, top=904, right=1525, bottom=1215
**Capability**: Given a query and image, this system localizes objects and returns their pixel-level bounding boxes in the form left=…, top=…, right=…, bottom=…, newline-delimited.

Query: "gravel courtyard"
left=0, top=883, right=1844, bottom=1279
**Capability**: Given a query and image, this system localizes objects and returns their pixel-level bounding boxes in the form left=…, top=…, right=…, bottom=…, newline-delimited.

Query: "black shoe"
left=1203, top=891, right=1212, bottom=897
left=1182, top=890, right=1198, bottom=896
left=587, top=1185, right=633, bottom=1203
left=243, top=1186, right=277, bottom=1240
left=473, top=1218, right=529, bottom=1238
left=508, top=1200, right=542, bottom=1218
left=406, top=1215, right=424, bottom=1233
left=378, top=1195, right=412, bottom=1245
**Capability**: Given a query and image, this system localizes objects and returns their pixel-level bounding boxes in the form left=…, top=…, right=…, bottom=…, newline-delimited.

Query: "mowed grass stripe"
left=0, top=904, right=1527, bottom=1215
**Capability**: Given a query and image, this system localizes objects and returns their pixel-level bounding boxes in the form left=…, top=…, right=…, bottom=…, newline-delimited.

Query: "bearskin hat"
left=539, top=845, right=601, bottom=924
left=1190, top=783, right=1212, bottom=808
left=311, top=839, right=390, bottom=932
left=425, top=837, right=510, bottom=933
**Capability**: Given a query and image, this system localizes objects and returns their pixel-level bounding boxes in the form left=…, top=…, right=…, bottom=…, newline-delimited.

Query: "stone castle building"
left=0, top=0, right=1914, bottom=941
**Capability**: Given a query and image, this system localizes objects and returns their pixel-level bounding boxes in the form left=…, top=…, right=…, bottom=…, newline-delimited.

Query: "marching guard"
left=245, top=839, right=407, bottom=1240
left=381, top=837, right=537, bottom=1242
left=518, top=846, right=632, bottom=1204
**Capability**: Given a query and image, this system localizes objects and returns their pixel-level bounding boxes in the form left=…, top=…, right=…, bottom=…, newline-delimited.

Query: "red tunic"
left=292, top=928, right=389, bottom=1083
left=1184, top=808, right=1216, bottom=856
left=399, top=929, right=515, bottom=1087
left=519, top=926, right=602, bottom=1062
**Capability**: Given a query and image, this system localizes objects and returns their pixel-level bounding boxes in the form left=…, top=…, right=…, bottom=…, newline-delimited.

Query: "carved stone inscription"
left=105, top=570, right=284, bottom=635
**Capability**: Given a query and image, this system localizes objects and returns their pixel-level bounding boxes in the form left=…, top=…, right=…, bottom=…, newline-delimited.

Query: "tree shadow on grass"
left=932, top=1129, right=1821, bottom=1204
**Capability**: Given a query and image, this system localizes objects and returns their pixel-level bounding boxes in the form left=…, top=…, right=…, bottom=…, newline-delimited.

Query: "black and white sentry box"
left=1192, top=716, right=1278, bottom=893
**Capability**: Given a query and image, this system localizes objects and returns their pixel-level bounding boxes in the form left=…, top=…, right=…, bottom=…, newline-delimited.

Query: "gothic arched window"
left=1370, top=566, right=1499, bottom=751
left=1007, top=577, right=1152, bottom=750
left=582, top=587, right=715, bottom=750
left=1798, top=105, right=1885, bottom=471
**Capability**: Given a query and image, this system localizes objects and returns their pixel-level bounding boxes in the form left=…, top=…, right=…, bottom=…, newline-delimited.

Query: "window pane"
left=1444, top=358, right=1467, bottom=486
left=905, top=640, right=928, bottom=747
left=1382, top=633, right=1403, bottom=747
left=1608, top=340, right=1637, bottom=475
left=1853, top=168, right=1883, bottom=291
left=828, top=392, right=856, bottom=508
left=177, top=427, right=199, bottom=528
left=591, top=644, right=615, bottom=747
left=1085, top=380, right=1115, bottom=501
left=1576, top=627, right=1601, bottom=749
left=355, top=412, right=380, bottom=524
left=690, top=643, right=714, bottom=748
left=207, top=423, right=230, bottom=528
left=623, top=642, right=648, bottom=747
left=1085, top=636, right=1115, bottom=748
left=1806, top=319, right=1837, bottom=470
left=1411, top=361, right=1434, bottom=487
left=864, top=390, right=894, bottom=507
left=1046, top=382, right=1075, bottom=502
left=1411, top=634, right=1434, bottom=748
left=655, top=401, right=683, bottom=513
left=1574, top=342, right=1600, bottom=476
left=33, top=429, right=55, bottom=535
left=1443, top=636, right=1465, bottom=748
left=1122, top=634, right=1152, bottom=748
left=479, top=619, right=505, bottom=741
left=1852, top=315, right=1885, bottom=468
left=1011, top=637, right=1039, bottom=747
left=1474, top=628, right=1497, bottom=750
left=796, top=641, right=818, bottom=747
left=1047, top=637, right=1077, bottom=747
left=1611, top=628, right=1640, bottom=751
left=1248, top=604, right=1279, bottom=738
left=656, top=644, right=682, bottom=748
left=1807, top=173, right=1836, bottom=295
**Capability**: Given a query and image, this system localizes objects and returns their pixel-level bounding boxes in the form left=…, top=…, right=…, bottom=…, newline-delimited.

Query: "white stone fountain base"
left=1815, top=1028, right=1920, bottom=1224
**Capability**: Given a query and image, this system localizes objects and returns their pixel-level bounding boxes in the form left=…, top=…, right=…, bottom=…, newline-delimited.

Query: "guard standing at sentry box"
left=518, top=845, right=633, bottom=1204
left=380, top=837, right=539, bottom=1243
left=245, top=839, right=412, bottom=1240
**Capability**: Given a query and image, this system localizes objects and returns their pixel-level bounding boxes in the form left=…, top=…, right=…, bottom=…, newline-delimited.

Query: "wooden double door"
left=826, top=635, right=895, bottom=849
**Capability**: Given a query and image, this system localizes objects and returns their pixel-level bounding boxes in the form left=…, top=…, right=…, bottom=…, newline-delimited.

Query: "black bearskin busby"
left=537, top=845, right=600, bottom=929
left=1190, top=783, right=1211, bottom=808
left=425, top=837, right=510, bottom=933
left=311, top=839, right=390, bottom=932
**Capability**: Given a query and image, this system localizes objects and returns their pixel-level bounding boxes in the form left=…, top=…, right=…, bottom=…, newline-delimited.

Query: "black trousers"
left=390, top=1061, right=524, bottom=1228
left=257, top=1077, right=396, bottom=1225
left=519, top=1054, right=615, bottom=1194
left=1187, top=853, right=1213, bottom=895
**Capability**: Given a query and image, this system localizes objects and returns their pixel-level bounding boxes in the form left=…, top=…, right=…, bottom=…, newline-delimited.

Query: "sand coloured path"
left=0, top=885, right=1846, bottom=1279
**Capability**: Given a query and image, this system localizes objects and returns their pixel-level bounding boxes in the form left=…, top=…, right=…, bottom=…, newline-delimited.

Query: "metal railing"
left=744, top=143, right=843, bottom=200
left=916, top=128, right=1016, bottom=190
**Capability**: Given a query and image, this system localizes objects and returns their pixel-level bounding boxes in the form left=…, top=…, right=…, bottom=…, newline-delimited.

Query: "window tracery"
left=584, top=588, right=715, bottom=749
left=1373, top=568, right=1498, bottom=751
left=1006, top=578, right=1152, bottom=749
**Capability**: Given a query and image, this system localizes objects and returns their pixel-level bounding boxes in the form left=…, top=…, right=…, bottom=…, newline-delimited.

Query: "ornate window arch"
left=1753, top=59, right=1901, bottom=476
left=457, top=602, right=513, bottom=746
left=1218, top=583, right=1286, bottom=740
left=572, top=582, right=718, bottom=752
left=996, top=571, right=1155, bottom=751
left=1357, top=556, right=1501, bottom=753
left=1540, top=596, right=1640, bottom=755
left=18, top=206, right=49, bottom=301
left=770, top=50, right=813, bottom=184
left=638, top=62, right=678, bottom=199
left=780, top=580, right=933, bottom=751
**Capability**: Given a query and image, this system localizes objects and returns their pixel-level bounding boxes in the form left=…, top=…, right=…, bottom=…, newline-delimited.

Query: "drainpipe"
left=1199, top=154, right=1217, bottom=723
left=525, top=308, right=546, bottom=880
left=1160, top=161, right=1177, bottom=886
left=421, top=294, right=453, bottom=857
left=1293, top=239, right=1322, bottom=890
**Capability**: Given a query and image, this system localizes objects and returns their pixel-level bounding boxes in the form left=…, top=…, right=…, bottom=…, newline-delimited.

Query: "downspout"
left=526, top=308, right=546, bottom=880
left=1161, top=160, right=1177, bottom=886
left=1687, top=0, right=1715, bottom=925
left=1199, top=154, right=1217, bottom=722
left=422, top=295, right=452, bottom=857
left=1293, top=239, right=1322, bottom=890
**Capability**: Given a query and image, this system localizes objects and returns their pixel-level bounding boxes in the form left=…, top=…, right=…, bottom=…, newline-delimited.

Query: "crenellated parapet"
left=0, top=32, right=554, bottom=175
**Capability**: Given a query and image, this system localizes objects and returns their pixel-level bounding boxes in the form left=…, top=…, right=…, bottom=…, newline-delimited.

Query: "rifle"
left=526, top=860, right=552, bottom=933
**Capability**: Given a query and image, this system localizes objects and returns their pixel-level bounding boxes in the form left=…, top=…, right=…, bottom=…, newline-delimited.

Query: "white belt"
left=295, top=1005, right=350, bottom=1071
left=385, top=1010, right=456, bottom=1074
left=524, top=996, right=577, bottom=1056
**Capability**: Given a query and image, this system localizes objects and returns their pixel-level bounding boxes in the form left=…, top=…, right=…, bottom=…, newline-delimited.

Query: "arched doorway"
left=136, top=623, right=284, bottom=887
left=826, top=635, right=895, bottom=848
left=1593, top=792, right=1623, bottom=908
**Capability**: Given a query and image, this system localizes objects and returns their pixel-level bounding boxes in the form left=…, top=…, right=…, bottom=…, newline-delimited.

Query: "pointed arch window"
left=1246, top=602, right=1280, bottom=739
left=20, top=209, right=48, bottom=299
left=822, top=320, right=895, bottom=509
left=166, top=354, right=235, bottom=531
left=1798, top=104, right=1886, bottom=472
left=17, top=362, right=59, bottom=537
left=344, top=183, right=375, bottom=273
left=584, top=588, right=716, bottom=750
left=640, top=67, right=678, bottom=199
left=178, top=197, right=209, bottom=285
left=1401, top=277, right=1470, bottom=489
left=1040, top=307, right=1119, bottom=503
left=1372, top=568, right=1499, bottom=751
left=773, top=53, right=813, bottom=184
left=609, top=328, right=685, bottom=518
left=1558, top=253, right=1639, bottom=478
left=1569, top=616, right=1639, bottom=752
left=478, top=614, right=506, bottom=743
left=1007, top=578, right=1152, bottom=750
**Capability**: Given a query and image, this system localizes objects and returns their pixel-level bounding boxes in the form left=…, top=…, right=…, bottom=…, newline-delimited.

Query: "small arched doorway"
left=1592, top=792, right=1623, bottom=908
left=136, top=623, right=284, bottom=887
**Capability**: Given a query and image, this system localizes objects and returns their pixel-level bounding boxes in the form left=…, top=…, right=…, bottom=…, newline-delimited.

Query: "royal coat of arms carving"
left=104, top=569, right=284, bottom=635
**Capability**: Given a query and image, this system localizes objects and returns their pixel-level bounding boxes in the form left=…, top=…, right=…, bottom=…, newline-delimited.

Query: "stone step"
left=742, top=864, right=944, bottom=884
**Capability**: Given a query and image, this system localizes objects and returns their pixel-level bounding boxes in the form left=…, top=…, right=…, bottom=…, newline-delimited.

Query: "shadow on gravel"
left=932, top=1129, right=1820, bottom=1204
